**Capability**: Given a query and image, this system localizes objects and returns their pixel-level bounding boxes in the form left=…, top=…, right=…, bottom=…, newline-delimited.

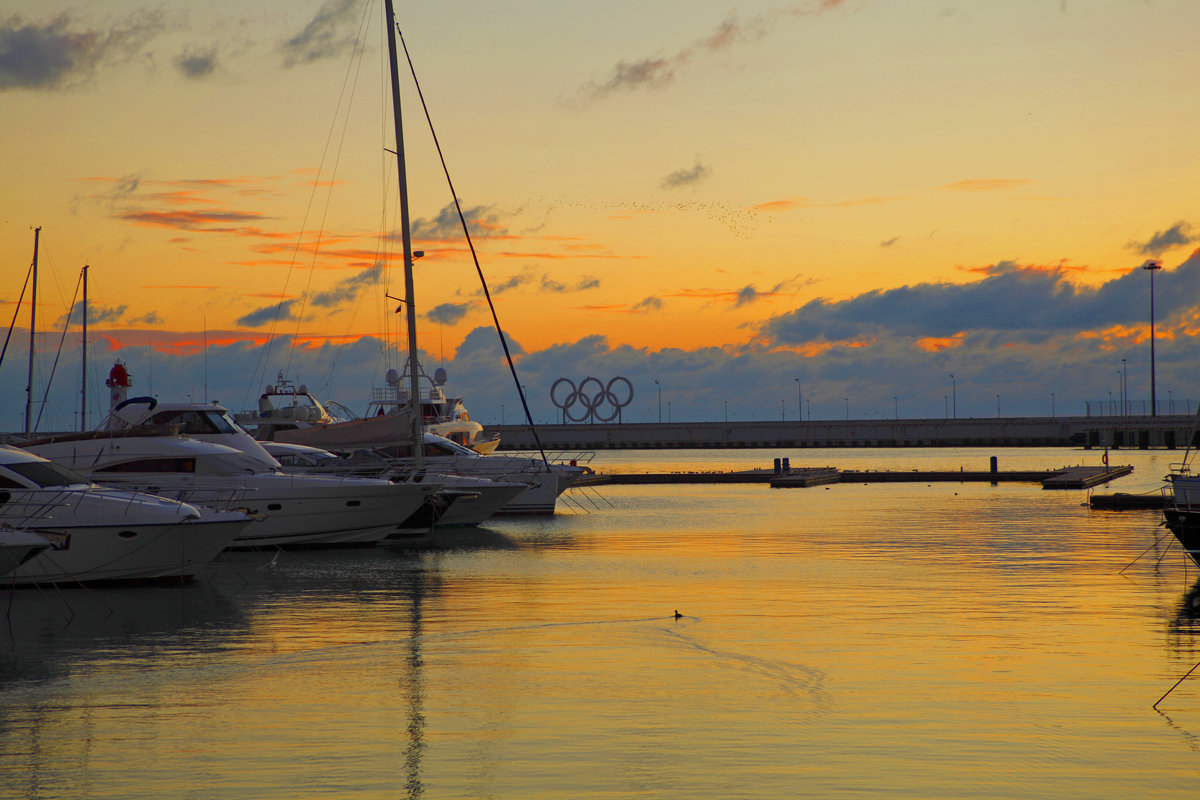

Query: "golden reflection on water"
left=2, top=448, right=1200, bottom=798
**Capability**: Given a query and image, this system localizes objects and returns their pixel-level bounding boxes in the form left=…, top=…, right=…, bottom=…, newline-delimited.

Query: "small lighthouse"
left=105, top=361, right=132, bottom=409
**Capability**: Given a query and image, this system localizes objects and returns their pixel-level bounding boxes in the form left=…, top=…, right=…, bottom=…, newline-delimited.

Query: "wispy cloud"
left=661, top=160, right=712, bottom=189
left=238, top=299, right=296, bottom=327
left=56, top=300, right=127, bottom=327
left=0, top=11, right=167, bottom=91
left=570, top=1, right=847, bottom=106
left=749, top=195, right=889, bottom=213
left=174, top=46, right=219, bottom=80
left=409, top=202, right=509, bottom=242
left=310, top=263, right=382, bottom=308
left=279, top=0, right=360, bottom=68
left=940, top=178, right=1036, bottom=192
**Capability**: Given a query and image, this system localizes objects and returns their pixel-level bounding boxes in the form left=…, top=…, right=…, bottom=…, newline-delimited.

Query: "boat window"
left=6, top=460, right=88, bottom=488
left=148, top=409, right=238, bottom=434
left=96, top=458, right=197, bottom=474
left=0, top=474, right=24, bottom=488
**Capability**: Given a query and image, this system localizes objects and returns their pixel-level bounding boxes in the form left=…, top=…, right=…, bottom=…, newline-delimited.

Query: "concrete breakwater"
left=495, top=414, right=1197, bottom=451
left=594, top=464, right=1133, bottom=490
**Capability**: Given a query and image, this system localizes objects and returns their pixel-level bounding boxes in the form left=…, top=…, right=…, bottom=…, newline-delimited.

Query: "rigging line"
left=284, top=0, right=377, bottom=381
left=398, top=29, right=550, bottom=470
left=35, top=267, right=84, bottom=432
left=0, top=264, right=32, bottom=375
left=242, top=0, right=377, bottom=412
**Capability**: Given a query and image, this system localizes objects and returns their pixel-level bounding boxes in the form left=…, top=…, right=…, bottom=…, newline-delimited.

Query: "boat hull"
left=0, top=530, right=53, bottom=578
left=138, top=477, right=435, bottom=549
left=3, top=516, right=247, bottom=586
left=1164, top=507, right=1200, bottom=567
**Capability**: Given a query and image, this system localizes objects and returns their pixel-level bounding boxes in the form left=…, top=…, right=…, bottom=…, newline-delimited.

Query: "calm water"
left=3, top=447, right=1200, bottom=799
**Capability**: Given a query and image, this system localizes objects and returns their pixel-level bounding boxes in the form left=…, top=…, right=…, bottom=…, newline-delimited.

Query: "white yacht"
left=0, top=445, right=249, bottom=585
left=264, top=441, right=526, bottom=527
left=235, top=369, right=500, bottom=455
left=277, top=432, right=583, bottom=516
left=22, top=428, right=442, bottom=550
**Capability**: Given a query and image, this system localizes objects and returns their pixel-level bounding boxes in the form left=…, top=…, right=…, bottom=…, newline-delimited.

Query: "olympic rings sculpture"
left=551, top=376, right=634, bottom=423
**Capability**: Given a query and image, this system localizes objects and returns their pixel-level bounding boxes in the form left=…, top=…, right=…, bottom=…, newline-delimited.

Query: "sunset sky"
left=2, top=0, right=1199, bottom=431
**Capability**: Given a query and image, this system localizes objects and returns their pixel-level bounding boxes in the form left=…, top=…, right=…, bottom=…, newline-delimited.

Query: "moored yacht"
left=21, top=427, right=442, bottom=550
left=1163, top=471, right=1200, bottom=566
left=274, top=432, right=583, bottom=516
left=0, top=445, right=249, bottom=585
left=263, top=441, right=527, bottom=527
left=235, top=368, right=500, bottom=455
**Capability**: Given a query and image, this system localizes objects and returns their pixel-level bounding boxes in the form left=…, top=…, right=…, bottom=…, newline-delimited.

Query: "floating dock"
left=597, top=464, right=1133, bottom=489
left=1087, top=492, right=1167, bottom=510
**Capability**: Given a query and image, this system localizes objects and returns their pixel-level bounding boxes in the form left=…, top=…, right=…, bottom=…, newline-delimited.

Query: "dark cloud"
left=541, top=275, right=600, bottom=293
left=57, top=300, right=127, bottom=328
left=0, top=11, right=166, bottom=91
left=426, top=302, right=471, bottom=325
left=409, top=202, right=507, bottom=241
left=311, top=264, right=381, bottom=308
left=174, top=46, right=218, bottom=79
left=661, top=160, right=712, bottom=190
left=1132, top=221, right=1194, bottom=256
left=734, top=286, right=760, bottom=307
left=238, top=299, right=296, bottom=327
left=633, top=296, right=664, bottom=312
left=880, top=236, right=900, bottom=247
left=762, top=257, right=1200, bottom=345
left=571, top=2, right=844, bottom=105
left=279, top=0, right=360, bottom=68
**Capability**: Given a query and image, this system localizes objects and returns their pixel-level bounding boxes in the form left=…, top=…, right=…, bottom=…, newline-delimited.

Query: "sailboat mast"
left=24, top=226, right=40, bottom=435
left=81, top=263, right=88, bottom=432
left=384, top=0, right=424, bottom=468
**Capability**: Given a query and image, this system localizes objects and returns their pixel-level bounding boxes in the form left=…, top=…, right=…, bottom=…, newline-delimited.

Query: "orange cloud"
left=940, top=178, right=1036, bottom=192
left=916, top=333, right=965, bottom=352
left=748, top=195, right=890, bottom=213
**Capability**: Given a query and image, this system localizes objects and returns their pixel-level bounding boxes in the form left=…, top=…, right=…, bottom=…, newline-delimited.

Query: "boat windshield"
left=5, top=460, right=89, bottom=488
left=148, top=409, right=239, bottom=435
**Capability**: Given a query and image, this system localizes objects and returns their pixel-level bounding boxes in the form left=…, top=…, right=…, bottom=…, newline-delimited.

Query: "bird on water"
left=673, top=610, right=683, bottom=619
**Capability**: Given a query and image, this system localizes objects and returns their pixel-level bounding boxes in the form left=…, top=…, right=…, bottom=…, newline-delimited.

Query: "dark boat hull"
left=1164, top=507, right=1200, bottom=566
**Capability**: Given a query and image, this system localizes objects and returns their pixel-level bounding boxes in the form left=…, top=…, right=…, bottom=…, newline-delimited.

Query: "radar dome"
left=385, top=368, right=401, bottom=386
left=433, top=367, right=448, bottom=385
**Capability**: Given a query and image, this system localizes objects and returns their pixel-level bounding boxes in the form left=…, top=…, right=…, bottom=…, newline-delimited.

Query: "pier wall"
left=493, top=415, right=1198, bottom=451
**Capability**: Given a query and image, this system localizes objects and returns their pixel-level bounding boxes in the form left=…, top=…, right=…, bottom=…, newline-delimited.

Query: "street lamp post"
left=1121, top=358, right=1127, bottom=417
left=844, top=397, right=849, bottom=420
left=724, top=400, right=728, bottom=422
left=654, top=378, right=661, bottom=423
left=1051, top=392, right=1055, bottom=418
left=996, top=394, right=1000, bottom=417
left=949, top=374, right=956, bottom=419
left=894, top=396, right=898, bottom=419
left=1143, top=259, right=1162, bottom=416
left=794, top=378, right=801, bottom=423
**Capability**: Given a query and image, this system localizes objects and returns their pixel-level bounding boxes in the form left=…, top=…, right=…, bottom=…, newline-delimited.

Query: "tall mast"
left=24, top=226, right=40, bottom=435
left=384, top=0, right=424, bottom=468
left=81, top=263, right=88, bottom=432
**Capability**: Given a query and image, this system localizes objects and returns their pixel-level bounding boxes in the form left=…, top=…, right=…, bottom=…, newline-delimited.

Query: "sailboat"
left=235, top=1, right=581, bottom=512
